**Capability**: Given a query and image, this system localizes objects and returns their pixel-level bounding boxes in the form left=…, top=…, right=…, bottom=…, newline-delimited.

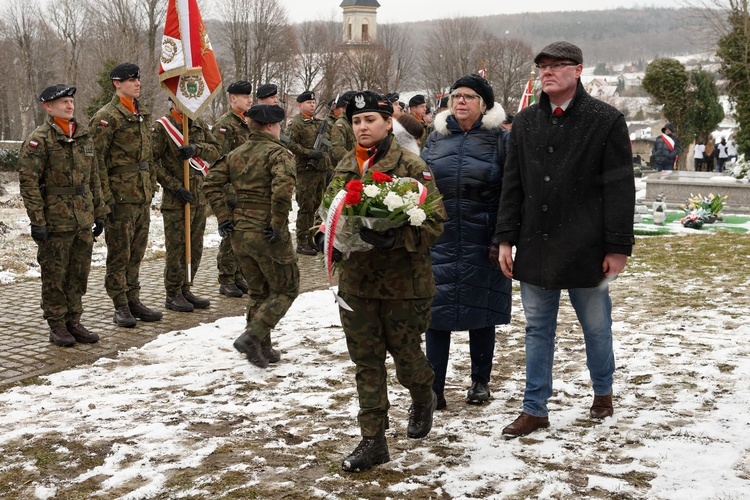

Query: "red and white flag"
left=159, top=0, right=222, bottom=119
left=517, top=74, right=535, bottom=113
left=477, top=67, right=487, bottom=78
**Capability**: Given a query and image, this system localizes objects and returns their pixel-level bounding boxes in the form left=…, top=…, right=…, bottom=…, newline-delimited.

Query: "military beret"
left=227, top=80, right=252, bottom=94
left=244, top=104, right=285, bottom=124
left=534, top=41, right=583, bottom=65
left=335, top=91, right=356, bottom=108
left=256, top=83, right=277, bottom=99
left=345, top=91, right=393, bottom=123
left=384, top=92, right=400, bottom=103
left=450, top=73, right=495, bottom=110
left=408, top=94, right=426, bottom=107
left=110, top=63, right=140, bottom=81
left=296, top=90, right=315, bottom=103
left=438, top=95, right=449, bottom=108
left=38, top=84, right=76, bottom=103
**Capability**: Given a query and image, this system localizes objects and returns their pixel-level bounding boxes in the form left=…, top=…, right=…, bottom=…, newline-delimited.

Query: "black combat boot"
left=182, top=289, right=210, bottom=309
left=466, top=381, right=490, bottom=404
left=407, top=391, right=437, bottom=439
left=261, top=336, right=280, bottom=363
left=233, top=332, right=269, bottom=368
left=165, top=294, right=194, bottom=312
left=113, top=305, right=137, bottom=328
left=219, top=283, right=243, bottom=298
left=49, top=325, right=76, bottom=347
left=65, top=318, right=99, bottom=343
left=128, top=298, right=163, bottom=321
left=341, top=435, right=390, bottom=473
left=235, top=279, right=249, bottom=294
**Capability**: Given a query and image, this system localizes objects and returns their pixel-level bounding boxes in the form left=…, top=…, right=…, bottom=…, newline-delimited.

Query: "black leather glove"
left=263, top=226, right=280, bottom=243
left=218, top=220, right=234, bottom=238
left=309, top=150, right=325, bottom=160
left=93, top=218, right=105, bottom=237
left=176, top=187, right=194, bottom=204
left=360, top=227, right=396, bottom=249
left=489, top=244, right=500, bottom=269
left=31, top=225, right=48, bottom=244
left=107, top=204, right=115, bottom=223
left=314, top=232, right=342, bottom=261
left=226, top=196, right=237, bottom=210
left=178, top=144, right=198, bottom=160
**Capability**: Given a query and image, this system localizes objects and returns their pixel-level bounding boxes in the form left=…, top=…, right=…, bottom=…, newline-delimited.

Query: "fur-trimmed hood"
left=432, top=103, right=506, bottom=135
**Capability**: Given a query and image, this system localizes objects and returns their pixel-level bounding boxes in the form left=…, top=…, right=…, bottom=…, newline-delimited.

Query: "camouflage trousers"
left=216, top=235, right=244, bottom=285
left=37, top=227, right=94, bottom=328
left=105, top=203, right=150, bottom=307
left=162, top=205, right=206, bottom=295
left=338, top=292, right=435, bottom=437
left=231, top=228, right=299, bottom=348
left=295, top=170, right=326, bottom=246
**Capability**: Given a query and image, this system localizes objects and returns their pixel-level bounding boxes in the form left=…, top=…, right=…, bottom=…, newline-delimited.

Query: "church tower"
left=341, top=0, right=380, bottom=44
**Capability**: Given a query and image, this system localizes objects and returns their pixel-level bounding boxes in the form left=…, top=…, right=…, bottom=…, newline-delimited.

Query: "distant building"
left=341, top=0, right=379, bottom=44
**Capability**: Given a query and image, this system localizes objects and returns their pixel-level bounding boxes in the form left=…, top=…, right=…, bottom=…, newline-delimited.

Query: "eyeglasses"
left=451, top=92, right=481, bottom=102
left=535, top=61, right=579, bottom=72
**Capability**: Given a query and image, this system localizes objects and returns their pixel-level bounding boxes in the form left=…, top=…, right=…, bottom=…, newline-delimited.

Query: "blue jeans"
left=520, top=282, right=614, bottom=417
left=425, top=326, right=496, bottom=395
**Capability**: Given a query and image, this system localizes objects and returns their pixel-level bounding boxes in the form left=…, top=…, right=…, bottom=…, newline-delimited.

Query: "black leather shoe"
left=219, top=284, right=243, bottom=298
left=128, top=298, right=163, bottom=321
left=407, top=391, right=437, bottom=439
left=113, top=305, right=136, bottom=327
left=502, top=412, right=550, bottom=439
left=165, top=294, right=194, bottom=312
left=233, top=332, right=269, bottom=368
left=49, top=325, right=76, bottom=347
left=296, top=244, right=317, bottom=256
left=65, top=320, right=99, bottom=343
left=467, top=381, right=491, bottom=404
left=341, top=435, right=390, bottom=473
left=182, top=289, right=210, bottom=309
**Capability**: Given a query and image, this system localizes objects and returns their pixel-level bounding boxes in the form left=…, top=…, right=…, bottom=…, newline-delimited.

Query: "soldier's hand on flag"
left=176, top=187, right=194, bottom=204
left=178, top=144, right=198, bottom=160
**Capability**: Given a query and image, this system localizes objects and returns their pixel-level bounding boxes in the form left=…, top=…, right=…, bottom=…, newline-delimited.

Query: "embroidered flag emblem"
left=421, top=170, right=432, bottom=180
left=99, top=120, right=109, bottom=126
left=29, top=140, right=38, bottom=148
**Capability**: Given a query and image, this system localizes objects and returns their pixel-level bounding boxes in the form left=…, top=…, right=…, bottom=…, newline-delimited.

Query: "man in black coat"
left=494, top=41, right=635, bottom=438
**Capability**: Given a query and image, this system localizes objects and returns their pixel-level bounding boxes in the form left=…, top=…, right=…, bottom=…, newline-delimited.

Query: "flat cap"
left=450, top=73, right=495, bottom=110
left=256, top=83, right=277, bottom=99
left=408, top=94, right=426, bottom=107
left=227, top=80, right=252, bottom=94
left=534, top=41, right=583, bottom=65
left=244, top=104, right=285, bottom=124
left=110, top=63, right=140, bottom=81
left=346, top=91, right=393, bottom=123
left=296, top=90, right=315, bottom=103
left=39, top=84, right=76, bottom=103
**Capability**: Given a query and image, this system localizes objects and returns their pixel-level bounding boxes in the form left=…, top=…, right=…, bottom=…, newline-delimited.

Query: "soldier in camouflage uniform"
left=18, top=84, right=108, bottom=347
left=213, top=80, right=254, bottom=299
left=287, top=90, right=331, bottom=256
left=204, top=104, right=299, bottom=368
left=89, top=63, right=163, bottom=328
left=408, top=94, right=430, bottom=149
left=152, top=101, right=220, bottom=312
left=314, top=91, right=446, bottom=473
left=329, top=91, right=356, bottom=168
left=256, top=83, right=280, bottom=105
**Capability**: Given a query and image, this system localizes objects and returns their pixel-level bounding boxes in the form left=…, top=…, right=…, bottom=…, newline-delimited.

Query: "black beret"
left=227, top=80, right=252, bottom=94
left=408, top=94, right=426, bottom=107
left=256, top=83, right=277, bottom=98
left=384, top=92, right=400, bottom=103
left=110, top=63, right=140, bottom=81
left=450, top=73, right=495, bottom=110
left=296, top=90, right=315, bottom=103
left=438, top=95, right=449, bottom=108
left=534, top=41, right=583, bottom=65
left=244, top=104, right=285, bottom=124
left=398, top=101, right=405, bottom=110
left=661, top=122, right=675, bottom=133
left=345, top=91, right=393, bottom=123
left=38, top=84, right=76, bottom=103
left=336, top=90, right=356, bottom=108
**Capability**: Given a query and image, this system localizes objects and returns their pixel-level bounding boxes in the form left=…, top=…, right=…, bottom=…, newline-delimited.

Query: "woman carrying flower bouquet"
left=420, top=74, right=512, bottom=410
left=315, top=91, right=446, bottom=473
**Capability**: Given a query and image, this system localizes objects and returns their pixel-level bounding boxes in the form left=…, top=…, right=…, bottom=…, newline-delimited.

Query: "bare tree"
left=249, top=0, right=291, bottom=93
left=474, top=35, right=534, bottom=111
left=377, top=23, right=416, bottom=93
left=295, top=21, right=325, bottom=91
left=47, top=0, right=92, bottom=84
left=420, top=17, right=482, bottom=100
left=216, top=0, right=253, bottom=81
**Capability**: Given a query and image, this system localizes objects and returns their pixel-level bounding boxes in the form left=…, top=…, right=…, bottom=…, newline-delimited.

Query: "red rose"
left=371, top=171, right=393, bottom=183
left=346, top=180, right=364, bottom=192
left=344, top=190, right=362, bottom=206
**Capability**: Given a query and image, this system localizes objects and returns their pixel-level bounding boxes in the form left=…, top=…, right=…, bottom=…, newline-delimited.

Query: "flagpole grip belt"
left=109, top=162, right=149, bottom=175
left=235, top=201, right=271, bottom=210
left=45, top=185, right=86, bottom=196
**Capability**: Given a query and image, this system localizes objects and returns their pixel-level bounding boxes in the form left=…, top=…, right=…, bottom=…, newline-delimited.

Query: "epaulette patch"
left=336, top=123, right=343, bottom=128
left=219, top=128, right=227, bottom=134
left=287, top=149, right=295, bottom=157
left=421, top=170, right=432, bottom=180
left=99, top=119, right=109, bottom=127
left=29, top=140, right=38, bottom=148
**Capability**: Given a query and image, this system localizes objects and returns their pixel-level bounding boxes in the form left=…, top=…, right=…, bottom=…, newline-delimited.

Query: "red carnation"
left=344, top=190, right=362, bottom=206
left=346, top=180, right=364, bottom=192
left=371, top=171, right=392, bottom=183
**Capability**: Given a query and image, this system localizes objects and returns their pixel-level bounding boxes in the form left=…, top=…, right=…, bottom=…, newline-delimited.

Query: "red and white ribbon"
left=156, top=116, right=211, bottom=176
left=322, top=189, right=352, bottom=311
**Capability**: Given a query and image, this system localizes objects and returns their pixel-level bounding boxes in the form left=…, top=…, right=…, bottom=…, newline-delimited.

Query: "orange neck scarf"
left=119, top=96, right=137, bottom=114
left=301, top=112, right=313, bottom=120
left=54, top=117, right=75, bottom=137
left=411, top=112, right=424, bottom=124
left=355, top=144, right=376, bottom=175
left=170, top=108, right=184, bottom=125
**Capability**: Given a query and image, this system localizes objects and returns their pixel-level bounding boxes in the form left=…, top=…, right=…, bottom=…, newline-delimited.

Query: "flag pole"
left=182, top=117, right=191, bottom=285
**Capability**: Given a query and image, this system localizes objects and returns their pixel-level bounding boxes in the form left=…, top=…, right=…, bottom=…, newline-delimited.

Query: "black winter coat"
left=495, top=82, right=635, bottom=289
left=422, top=105, right=512, bottom=330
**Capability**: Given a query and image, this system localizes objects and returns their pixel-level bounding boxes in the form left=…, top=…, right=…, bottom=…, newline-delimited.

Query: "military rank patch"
left=219, top=128, right=227, bottom=134
left=29, top=140, right=38, bottom=148
left=336, top=123, right=343, bottom=128
left=422, top=170, right=432, bottom=180
left=99, top=119, right=109, bottom=126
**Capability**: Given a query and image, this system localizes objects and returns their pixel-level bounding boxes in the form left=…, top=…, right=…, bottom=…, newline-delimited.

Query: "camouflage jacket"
left=214, top=110, right=252, bottom=156
left=204, top=131, right=296, bottom=232
left=329, top=136, right=446, bottom=299
left=89, top=94, right=156, bottom=206
left=18, top=116, right=107, bottom=232
left=329, top=115, right=355, bottom=168
left=287, top=113, right=331, bottom=173
left=152, top=115, right=220, bottom=210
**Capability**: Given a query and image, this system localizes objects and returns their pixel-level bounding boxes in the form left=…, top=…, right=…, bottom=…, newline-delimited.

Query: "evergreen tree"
left=642, top=57, right=689, bottom=131
left=594, top=62, right=609, bottom=75
left=84, top=59, right=119, bottom=120
left=683, top=69, right=724, bottom=146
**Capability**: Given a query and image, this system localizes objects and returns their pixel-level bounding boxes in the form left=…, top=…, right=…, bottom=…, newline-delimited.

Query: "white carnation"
left=384, top=191, right=406, bottom=211
left=363, top=185, right=380, bottom=198
left=403, top=191, right=421, bottom=205
left=407, top=207, right=427, bottom=226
